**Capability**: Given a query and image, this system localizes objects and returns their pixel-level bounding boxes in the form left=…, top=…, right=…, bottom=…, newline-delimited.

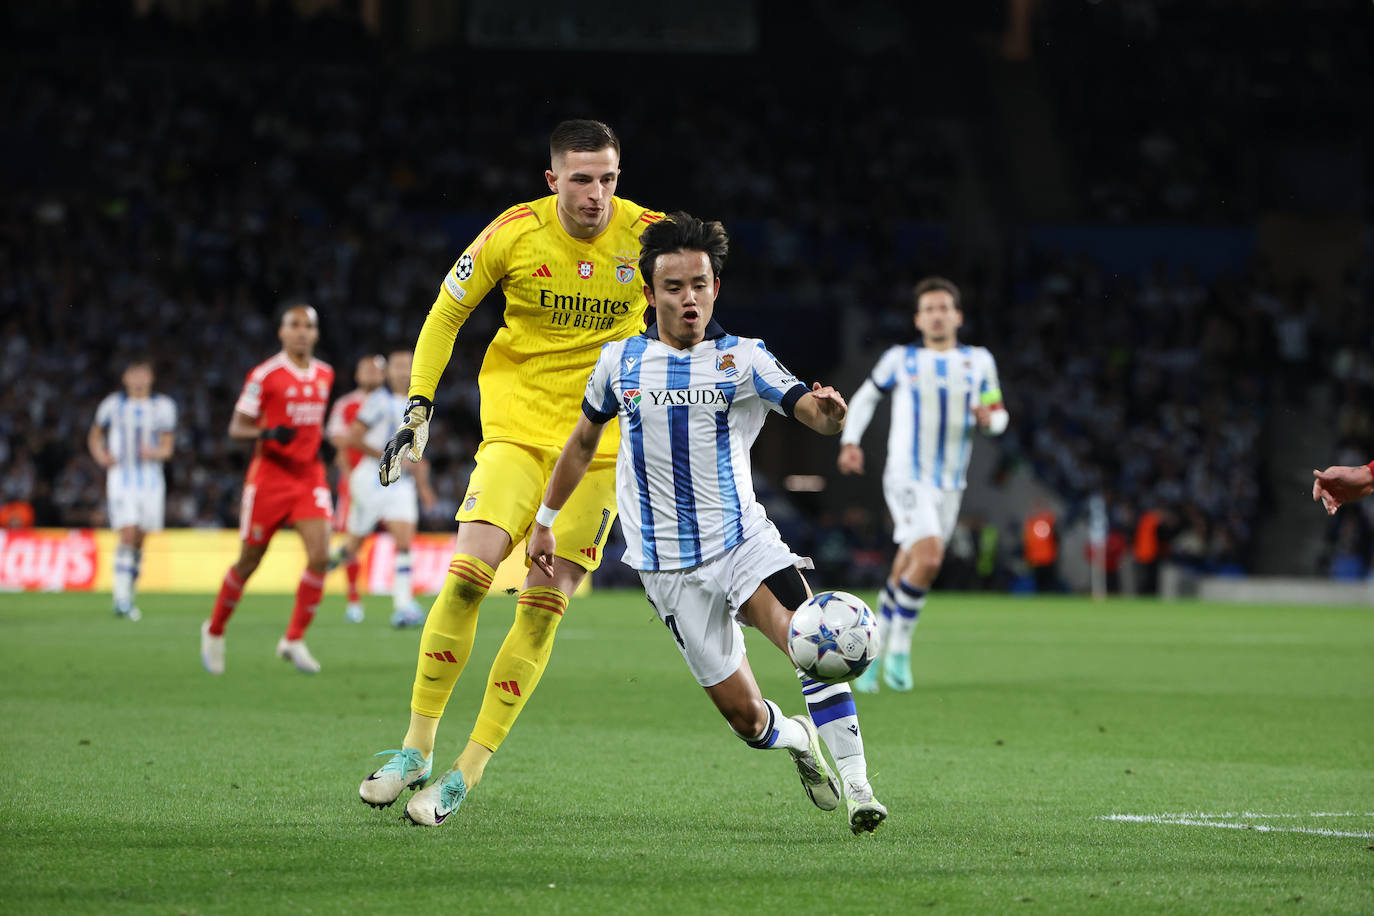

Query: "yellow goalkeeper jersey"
left=412, top=194, right=663, bottom=458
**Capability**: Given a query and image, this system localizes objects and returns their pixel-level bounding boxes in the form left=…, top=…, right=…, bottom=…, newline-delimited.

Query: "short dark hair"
left=914, top=276, right=961, bottom=311
left=126, top=356, right=154, bottom=372
left=278, top=302, right=318, bottom=326
left=639, top=211, right=729, bottom=290
left=550, top=119, right=620, bottom=161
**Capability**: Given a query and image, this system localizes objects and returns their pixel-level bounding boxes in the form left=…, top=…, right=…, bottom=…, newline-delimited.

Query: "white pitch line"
left=1102, top=813, right=1374, bottom=839
left=1111, top=811, right=1374, bottom=820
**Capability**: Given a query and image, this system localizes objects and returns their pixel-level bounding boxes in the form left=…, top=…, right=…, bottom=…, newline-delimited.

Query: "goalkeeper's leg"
left=457, top=575, right=572, bottom=790
left=405, top=566, right=576, bottom=828
left=403, top=545, right=501, bottom=754
left=361, top=527, right=505, bottom=809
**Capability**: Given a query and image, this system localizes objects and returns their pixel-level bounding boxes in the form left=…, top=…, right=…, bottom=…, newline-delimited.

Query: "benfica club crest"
left=463, top=490, right=479, bottom=511
left=578, top=261, right=594, bottom=279
left=613, top=250, right=639, bottom=284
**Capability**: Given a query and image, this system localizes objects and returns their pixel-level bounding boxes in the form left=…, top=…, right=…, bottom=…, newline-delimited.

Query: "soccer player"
left=87, top=358, right=177, bottom=621
left=359, top=120, right=665, bottom=825
left=837, top=277, right=1008, bottom=693
left=200, top=304, right=335, bottom=675
left=326, top=354, right=386, bottom=622
left=1313, top=461, right=1374, bottom=514
left=526, top=212, right=887, bottom=835
left=338, top=349, right=436, bottom=627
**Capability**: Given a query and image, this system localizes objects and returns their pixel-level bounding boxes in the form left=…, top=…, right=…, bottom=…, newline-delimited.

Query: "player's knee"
left=726, top=697, right=769, bottom=741
left=448, top=576, right=489, bottom=608
left=915, top=557, right=942, bottom=583
left=443, top=553, right=496, bottom=608
left=912, top=544, right=943, bottom=580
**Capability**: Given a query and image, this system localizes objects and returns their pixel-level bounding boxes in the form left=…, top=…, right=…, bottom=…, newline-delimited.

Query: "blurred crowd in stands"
left=1, top=2, right=1370, bottom=583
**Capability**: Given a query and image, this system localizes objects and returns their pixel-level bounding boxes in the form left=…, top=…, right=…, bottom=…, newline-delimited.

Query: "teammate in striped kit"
left=338, top=350, right=435, bottom=628
left=88, top=358, right=177, bottom=621
left=326, top=354, right=386, bottom=623
left=838, top=277, right=1008, bottom=692
left=528, top=213, right=886, bottom=834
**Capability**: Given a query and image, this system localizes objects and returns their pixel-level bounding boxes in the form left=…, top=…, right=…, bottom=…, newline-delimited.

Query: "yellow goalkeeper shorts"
left=456, top=439, right=617, bottom=572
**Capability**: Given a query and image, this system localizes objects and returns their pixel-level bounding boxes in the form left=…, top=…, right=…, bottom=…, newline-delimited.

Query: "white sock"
left=735, top=698, right=808, bottom=753
left=798, top=672, right=869, bottom=787
left=887, top=578, right=927, bottom=656
left=875, top=582, right=897, bottom=658
left=392, top=550, right=413, bottom=608
left=113, top=545, right=137, bottom=608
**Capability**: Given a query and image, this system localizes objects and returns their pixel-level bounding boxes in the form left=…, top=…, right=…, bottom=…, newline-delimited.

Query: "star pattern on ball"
left=806, top=620, right=840, bottom=656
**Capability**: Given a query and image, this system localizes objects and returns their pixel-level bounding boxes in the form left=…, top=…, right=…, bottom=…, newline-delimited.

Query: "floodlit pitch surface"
left=2, top=591, right=1370, bottom=914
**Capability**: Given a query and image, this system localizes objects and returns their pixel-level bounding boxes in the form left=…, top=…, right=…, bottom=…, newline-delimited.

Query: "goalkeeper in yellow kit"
left=358, top=120, right=663, bottom=826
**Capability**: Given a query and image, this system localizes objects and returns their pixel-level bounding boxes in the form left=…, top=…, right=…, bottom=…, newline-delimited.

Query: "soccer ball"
left=787, top=591, right=878, bottom=683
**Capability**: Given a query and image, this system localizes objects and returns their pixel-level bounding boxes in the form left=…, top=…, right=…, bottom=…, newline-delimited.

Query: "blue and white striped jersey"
left=843, top=344, right=1002, bottom=491
left=94, top=392, right=177, bottom=488
left=356, top=387, right=410, bottom=468
left=583, top=322, right=808, bottom=572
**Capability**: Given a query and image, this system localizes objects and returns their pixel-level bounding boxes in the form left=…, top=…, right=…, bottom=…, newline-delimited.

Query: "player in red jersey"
left=326, top=354, right=386, bottom=622
left=1313, top=460, right=1374, bottom=514
left=201, top=305, right=336, bottom=675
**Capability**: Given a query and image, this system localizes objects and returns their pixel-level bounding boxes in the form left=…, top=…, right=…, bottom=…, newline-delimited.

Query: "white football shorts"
left=346, top=461, right=418, bottom=536
left=638, top=523, right=811, bottom=688
left=884, top=478, right=962, bottom=547
left=107, top=469, right=166, bottom=531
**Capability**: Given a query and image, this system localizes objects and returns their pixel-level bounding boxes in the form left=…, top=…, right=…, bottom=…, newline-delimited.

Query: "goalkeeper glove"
left=380, top=395, right=433, bottom=485
left=260, top=425, right=297, bottom=444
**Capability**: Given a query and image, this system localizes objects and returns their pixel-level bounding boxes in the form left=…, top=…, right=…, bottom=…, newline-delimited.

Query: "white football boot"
left=389, top=602, right=426, bottom=629
left=789, top=714, right=841, bottom=811
left=403, top=768, right=468, bottom=827
left=200, top=620, right=225, bottom=675
left=275, top=636, right=321, bottom=674
left=844, top=779, right=888, bottom=835
left=360, top=748, right=432, bottom=808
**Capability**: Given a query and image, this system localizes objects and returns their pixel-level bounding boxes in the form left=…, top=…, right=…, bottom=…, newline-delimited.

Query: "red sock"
left=285, top=570, right=325, bottom=640
left=209, top=569, right=245, bottom=636
left=345, top=558, right=361, bottom=602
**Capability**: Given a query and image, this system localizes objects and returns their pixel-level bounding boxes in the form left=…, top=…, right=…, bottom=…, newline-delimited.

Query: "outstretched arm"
left=1312, top=462, right=1374, bottom=515
left=527, top=413, right=609, bottom=577
left=793, top=382, right=848, bottom=436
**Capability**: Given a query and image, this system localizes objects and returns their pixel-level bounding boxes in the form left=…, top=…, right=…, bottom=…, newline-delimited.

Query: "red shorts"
left=239, top=460, right=332, bottom=546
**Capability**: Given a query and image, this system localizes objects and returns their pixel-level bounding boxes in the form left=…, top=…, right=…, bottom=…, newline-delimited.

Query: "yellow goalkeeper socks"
left=408, top=554, right=494, bottom=733
left=470, top=586, right=567, bottom=752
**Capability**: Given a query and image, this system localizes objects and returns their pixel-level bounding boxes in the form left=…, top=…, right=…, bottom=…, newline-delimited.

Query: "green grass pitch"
left=2, top=590, right=1371, bottom=914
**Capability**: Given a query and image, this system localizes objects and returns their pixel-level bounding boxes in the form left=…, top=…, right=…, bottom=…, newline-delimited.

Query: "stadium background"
left=2, top=0, right=1372, bottom=596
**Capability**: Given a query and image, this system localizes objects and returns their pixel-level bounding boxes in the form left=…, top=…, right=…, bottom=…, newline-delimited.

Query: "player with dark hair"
left=528, top=212, right=886, bottom=833
left=838, top=276, right=1009, bottom=692
left=359, top=120, right=665, bottom=827
left=89, top=358, right=177, bottom=621
left=201, top=304, right=335, bottom=675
